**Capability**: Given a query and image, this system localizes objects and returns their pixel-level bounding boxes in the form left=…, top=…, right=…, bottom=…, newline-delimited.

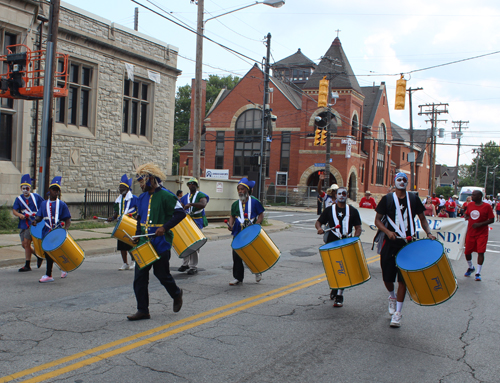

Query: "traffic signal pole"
left=324, top=88, right=332, bottom=188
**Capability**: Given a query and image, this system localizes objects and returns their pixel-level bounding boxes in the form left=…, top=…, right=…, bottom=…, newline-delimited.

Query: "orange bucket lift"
left=0, top=44, right=68, bottom=100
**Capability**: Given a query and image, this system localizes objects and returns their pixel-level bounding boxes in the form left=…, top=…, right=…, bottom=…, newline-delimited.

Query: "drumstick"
left=93, top=216, right=108, bottom=221
left=324, top=225, right=341, bottom=232
left=121, top=230, right=135, bottom=242
left=224, top=219, right=230, bottom=228
left=132, top=233, right=156, bottom=239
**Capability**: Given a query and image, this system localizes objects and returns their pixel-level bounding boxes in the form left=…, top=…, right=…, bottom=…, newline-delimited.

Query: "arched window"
left=233, top=109, right=268, bottom=176
left=376, top=123, right=386, bottom=184
left=351, top=114, right=359, bottom=139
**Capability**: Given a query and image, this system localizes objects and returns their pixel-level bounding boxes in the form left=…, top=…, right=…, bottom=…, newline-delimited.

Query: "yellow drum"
left=231, top=224, right=280, bottom=274
left=30, top=222, right=45, bottom=259
left=41, top=228, right=85, bottom=272
left=396, top=239, right=457, bottom=306
left=171, top=215, right=207, bottom=258
left=319, top=237, right=370, bottom=289
left=111, top=214, right=137, bottom=247
left=130, top=241, right=160, bottom=269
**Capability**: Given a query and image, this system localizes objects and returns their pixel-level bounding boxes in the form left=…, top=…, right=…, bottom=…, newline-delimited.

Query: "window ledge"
left=55, top=123, right=94, bottom=139
left=121, top=133, right=152, bottom=146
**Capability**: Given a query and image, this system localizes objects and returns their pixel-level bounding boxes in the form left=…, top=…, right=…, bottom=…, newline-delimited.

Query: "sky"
left=62, top=0, right=500, bottom=168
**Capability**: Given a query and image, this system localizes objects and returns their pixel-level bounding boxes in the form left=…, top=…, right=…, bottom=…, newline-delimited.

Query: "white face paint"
left=395, top=177, right=408, bottom=190
left=21, top=186, right=30, bottom=197
left=336, top=189, right=347, bottom=203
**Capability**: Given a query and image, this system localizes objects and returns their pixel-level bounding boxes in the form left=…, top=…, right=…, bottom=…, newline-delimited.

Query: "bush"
left=0, top=204, right=18, bottom=230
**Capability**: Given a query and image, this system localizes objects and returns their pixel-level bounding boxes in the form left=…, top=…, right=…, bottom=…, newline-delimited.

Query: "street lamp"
left=191, top=0, right=285, bottom=180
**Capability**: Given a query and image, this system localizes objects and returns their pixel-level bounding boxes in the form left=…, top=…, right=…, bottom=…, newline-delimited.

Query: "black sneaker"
left=36, top=256, right=43, bottom=268
left=18, top=265, right=31, bottom=272
left=333, top=295, right=344, bottom=307
left=187, top=268, right=198, bottom=275
left=178, top=265, right=189, bottom=272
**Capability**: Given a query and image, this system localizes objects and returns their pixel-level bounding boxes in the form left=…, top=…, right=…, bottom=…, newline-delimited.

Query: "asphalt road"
left=1, top=216, right=499, bottom=383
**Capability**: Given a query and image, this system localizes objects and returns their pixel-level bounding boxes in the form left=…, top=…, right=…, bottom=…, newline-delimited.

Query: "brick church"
left=179, top=38, right=431, bottom=202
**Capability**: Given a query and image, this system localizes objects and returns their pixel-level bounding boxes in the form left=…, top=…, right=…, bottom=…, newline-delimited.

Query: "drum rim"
left=41, top=228, right=68, bottom=252
left=130, top=241, right=160, bottom=270
left=395, top=238, right=445, bottom=271
left=231, top=224, right=262, bottom=250
left=319, top=236, right=360, bottom=250
left=407, top=284, right=458, bottom=306
left=30, top=223, right=44, bottom=239
left=175, top=238, right=208, bottom=258
left=111, top=214, right=134, bottom=237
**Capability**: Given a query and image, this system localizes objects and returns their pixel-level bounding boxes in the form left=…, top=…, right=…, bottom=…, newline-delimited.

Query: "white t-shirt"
left=439, top=198, right=446, bottom=207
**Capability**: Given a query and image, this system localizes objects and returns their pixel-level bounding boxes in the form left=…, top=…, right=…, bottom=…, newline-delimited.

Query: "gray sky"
left=62, top=0, right=500, bottom=168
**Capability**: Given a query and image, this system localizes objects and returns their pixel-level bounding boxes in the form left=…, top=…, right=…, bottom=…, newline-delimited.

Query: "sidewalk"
left=0, top=217, right=291, bottom=269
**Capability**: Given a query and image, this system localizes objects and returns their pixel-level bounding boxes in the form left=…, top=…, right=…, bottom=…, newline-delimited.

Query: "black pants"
left=133, top=249, right=181, bottom=314
left=317, top=200, right=322, bottom=215
left=232, top=250, right=245, bottom=282
left=45, top=252, right=54, bottom=276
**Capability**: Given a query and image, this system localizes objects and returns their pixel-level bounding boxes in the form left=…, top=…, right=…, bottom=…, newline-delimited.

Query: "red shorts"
left=465, top=233, right=488, bottom=254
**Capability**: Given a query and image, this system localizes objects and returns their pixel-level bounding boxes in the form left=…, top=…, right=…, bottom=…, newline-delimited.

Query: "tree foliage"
left=172, top=75, right=240, bottom=174
left=469, top=141, right=500, bottom=196
left=435, top=186, right=453, bottom=199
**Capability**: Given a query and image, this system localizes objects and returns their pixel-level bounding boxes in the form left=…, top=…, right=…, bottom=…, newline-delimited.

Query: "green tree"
left=470, top=141, right=500, bottom=195
left=172, top=75, right=240, bottom=174
left=435, top=186, right=453, bottom=199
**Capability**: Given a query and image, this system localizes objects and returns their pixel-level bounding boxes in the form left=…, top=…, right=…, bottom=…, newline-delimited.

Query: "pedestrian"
left=227, top=178, right=265, bottom=285
left=107, top=174, right=138, bottom=271
left=438, top=195, right=446, bottom=213
left=444, top=196, right=457, bottom=218
left=178, top=177, right=209, bottom=275
left=431, top=193, right=440, bottom=212
left=463, top=190, right=495, bottom=281
left=317, top=176, right=337, bottom=208
left=496, top=198, right=500, bottom=222
left=461, top=196, right=472, bottom=217
left=374, top=172, right=436, bottom=328
left=12, top=174, right=45, bottom=272
left=423, top=196, right=436, bottom=217
left=359, top=190, right=377, bottom=209
left=317, top=192, right=323, bottom=215
left=33, top=176, right=72, bottom=283
left=315, top=186, right=362, bottom=307
left=127, top=163, right=185, bottom=321
left=176, top=190, right=183, bottom=199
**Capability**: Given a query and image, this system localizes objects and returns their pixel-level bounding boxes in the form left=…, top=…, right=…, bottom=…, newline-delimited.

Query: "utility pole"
left=452, top=120, right=469, bottom=194
left=192, top=0, right=204, bottom=180
left=259, top=33, right=271, bottom=204
left=39, top=0, right=60, bottom=198
left=407, top=87, right=423, bottom=191
left=472, top=148, right=480, bottom=184
left=418, top=103, right=448, bottom=195
left=134, top=7, right=139, bottom=31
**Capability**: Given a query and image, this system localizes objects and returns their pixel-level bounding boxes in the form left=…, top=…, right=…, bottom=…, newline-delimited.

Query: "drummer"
left=12, top=174, right=45, bottom=272
left=227, top=177, right=265, bottom=285
left=315, top=186, right=362, bottom=307
left=178, top=177, right=209, bottom=275
left=107, top=175, right=138, bottom=271
left=374, top=172, right=436, bottom=327
left=127, top=163, right=185, bottom=321
left=33, top=176, right=72, bottom=283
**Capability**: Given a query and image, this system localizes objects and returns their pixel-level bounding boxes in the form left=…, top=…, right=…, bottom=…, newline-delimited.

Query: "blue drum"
left=42, top=228, right=85, bottom=272
left=231, top=224, right=280, bottom=274
left=396, top=239, right=457, bottom=306
left=318, top=237, right=370, bottom=289
left=30, top=223, right=45, bottom=259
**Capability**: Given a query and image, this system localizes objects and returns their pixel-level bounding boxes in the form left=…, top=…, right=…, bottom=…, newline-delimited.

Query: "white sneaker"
left=255, top=273, right=262, bottom=283
left=390, top=311, right=402, bottom=327
left=388, top=297, right=397, bottom=315
left=129, top=261, right=135, bottom=269
left=119, top=263, right=130, bottom=271
left=61, top=271, right=68, bottom=278
left=229, top=279, right=241, bottom=286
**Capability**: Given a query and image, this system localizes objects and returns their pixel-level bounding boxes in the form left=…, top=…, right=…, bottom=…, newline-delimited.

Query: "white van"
left=459, top=186, right=486, bottom=202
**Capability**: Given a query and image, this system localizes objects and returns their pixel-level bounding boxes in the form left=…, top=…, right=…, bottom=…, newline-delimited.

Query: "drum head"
left=111, top=215, right=125, bottom=237
left=232, top=224, right=262, bottom=250
left=30, top=222, right=44, bottom=239
left=41, top=228, right=67, bottom=252
left=319, top=237, right=359, bottom=251
left=396, top=239, right=444, bottom=271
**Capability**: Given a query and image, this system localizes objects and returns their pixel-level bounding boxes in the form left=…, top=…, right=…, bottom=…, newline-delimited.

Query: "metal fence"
left=83, top=189, right=119, bottom=219
left=265, top=185, right=319, bottom=208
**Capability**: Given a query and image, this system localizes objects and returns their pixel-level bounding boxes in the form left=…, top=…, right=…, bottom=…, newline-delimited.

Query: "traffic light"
left=320, top=129, right=327, bottom=146
left=314, top=128, right=322, bottom=146
left=394, top=75, right=406, bottom=110
left=318, top=76, right=329, bottom=107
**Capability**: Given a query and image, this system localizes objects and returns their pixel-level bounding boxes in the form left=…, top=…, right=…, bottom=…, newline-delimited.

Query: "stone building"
left=0, top=0, right=179, bottom=212
left=179, top=37, right=431, bottom=203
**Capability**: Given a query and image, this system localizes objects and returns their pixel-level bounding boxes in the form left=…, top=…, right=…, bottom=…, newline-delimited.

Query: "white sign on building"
left=216, top=182, right=223, bottom=193
left=205, top=169, right=229, bottom=179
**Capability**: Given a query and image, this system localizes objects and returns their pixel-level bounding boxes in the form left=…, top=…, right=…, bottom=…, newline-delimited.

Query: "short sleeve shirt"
left=375, top=192, right=425, bottom=237
left=465, top=202, right=494, bottom=237
left=13, top=193, right=44, bottom=229
left=317, top=204, right=361, bottom=243
left=230, top=196, right=265, bottom=236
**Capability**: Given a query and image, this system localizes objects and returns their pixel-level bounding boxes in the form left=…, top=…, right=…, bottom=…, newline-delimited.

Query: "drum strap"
left=17, top=195, right=38, bottom=227
left=188, top=191, right=204, bottom=215
left=116, top=191, right=135, bottom=215
left=331, top=204, right=350, bottom=238
left=45, top=198, right=60, bottom=230
left=238, top=197, right=252, bottom=225
left=388, top=192, right=414, bottom=238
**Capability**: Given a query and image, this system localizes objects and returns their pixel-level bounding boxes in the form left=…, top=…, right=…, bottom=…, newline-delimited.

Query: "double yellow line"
left=2, top=256, right=380, bottom=383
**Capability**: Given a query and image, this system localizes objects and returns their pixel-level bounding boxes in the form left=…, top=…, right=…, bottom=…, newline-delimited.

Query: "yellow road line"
left=4, top=256, right=381, bottom=383
left=1, top=274, right=325, bottom=383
